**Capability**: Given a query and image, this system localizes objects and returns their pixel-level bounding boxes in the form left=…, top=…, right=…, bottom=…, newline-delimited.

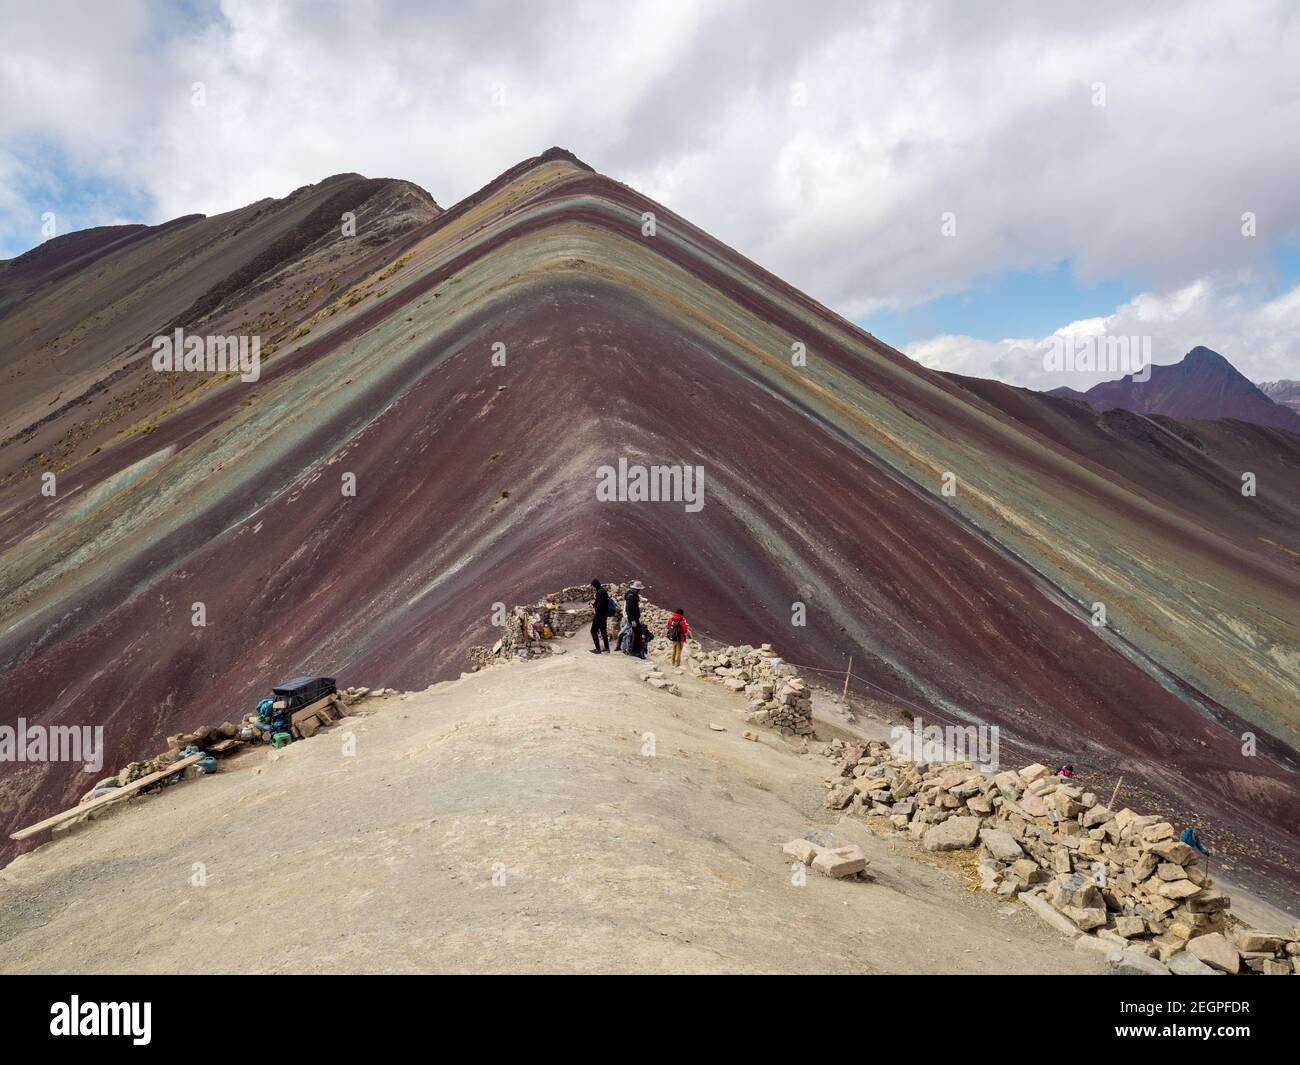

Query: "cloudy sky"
left=3, top=0, right=1298, bottom=388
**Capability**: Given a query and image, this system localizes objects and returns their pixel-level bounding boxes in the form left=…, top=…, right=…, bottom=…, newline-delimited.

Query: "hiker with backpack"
left=590, top=578, right=613, bottom=654
left=665, top=608, right=690, bottom=666
left=1180, top=820, right=1210, bottom=857
left=624, top=580, right=644, bottom=624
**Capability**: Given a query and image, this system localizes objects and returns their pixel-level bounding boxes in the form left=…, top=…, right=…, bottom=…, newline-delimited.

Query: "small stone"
left=1064, top=906, right=1109, bottom=931
left=1114, top=915, right=1146, bottom=938
left=782, top=839, right=820, bottom=865
left=1010, top=858, right=1043, bottom=884
left=811, top=845, right=868, bottom=879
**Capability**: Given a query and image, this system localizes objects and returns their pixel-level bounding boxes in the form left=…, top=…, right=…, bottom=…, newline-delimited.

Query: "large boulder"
left=1081, top=803, right=1112, bottom=828
left=1051, top=873, right=1104, bottom=911
left=1186, top=889, right=1231, bottom=913
left=1010, top=858, right=1045, bottom=885
left=979, top=828, right=1024, bottom=862
left=1020, top=891, right=1083, bottom=940
left=1155, top=879, right=1201, bottom=900
left=1148, top=840, right=1198, bottom=865
left=1075, top=935, right=1122, bottom=962
left=922, top=816, right=981, bottom=851
left=1168, top=951, right=1219, bottom=976
left=1231, top=929, right=1283, bottom=953
left=1019, top=793, right=1049, bottom=818
left=1187, top=933, right=1240, bottom=974
left=1107, top=950, right=1171, bottom=976
left=992, top=771, right=1024, bottom=798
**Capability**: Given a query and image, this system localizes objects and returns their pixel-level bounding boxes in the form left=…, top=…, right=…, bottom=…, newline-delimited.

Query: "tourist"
left=665, top=608, right=691, bottom=667
left=590, top=578, right=612, bottom=654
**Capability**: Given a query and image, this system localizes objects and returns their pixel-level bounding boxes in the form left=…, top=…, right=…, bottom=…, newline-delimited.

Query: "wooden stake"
left=1108, top=776, right=1124, bottom=810
left=841, top=656, right=853, bottom=704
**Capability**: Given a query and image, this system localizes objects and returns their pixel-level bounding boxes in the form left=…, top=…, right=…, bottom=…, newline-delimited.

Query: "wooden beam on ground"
left=10, top=752, right=205, bottom=841
left=287, top=693, right=339, bottom=726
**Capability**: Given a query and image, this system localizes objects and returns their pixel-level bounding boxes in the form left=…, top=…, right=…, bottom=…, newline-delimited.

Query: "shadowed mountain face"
left=1050, top=346, right=1300, bottom=432
left=1, top=150, right=1298, bottom=907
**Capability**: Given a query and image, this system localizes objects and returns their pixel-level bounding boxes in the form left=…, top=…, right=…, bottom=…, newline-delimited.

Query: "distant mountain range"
left=1259, top=379, right=1300, bottom=414
left=1047, top=346, right=1300, bottom=433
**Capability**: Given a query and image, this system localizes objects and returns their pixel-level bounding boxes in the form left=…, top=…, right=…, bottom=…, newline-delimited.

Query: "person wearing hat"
left=624, top=580, right=644, bottom=625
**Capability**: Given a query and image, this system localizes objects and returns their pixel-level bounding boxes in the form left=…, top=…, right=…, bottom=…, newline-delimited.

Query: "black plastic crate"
left=271, top=676, right=337, bottom=711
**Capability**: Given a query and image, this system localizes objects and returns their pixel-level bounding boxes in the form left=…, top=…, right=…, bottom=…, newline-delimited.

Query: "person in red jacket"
left=665, top=608, right=691, bottom=667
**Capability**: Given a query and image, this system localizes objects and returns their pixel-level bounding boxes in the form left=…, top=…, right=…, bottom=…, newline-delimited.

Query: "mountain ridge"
left=1048, top=346, right=1300, bottom=433
left=1, top=149, right=1297, bottom=910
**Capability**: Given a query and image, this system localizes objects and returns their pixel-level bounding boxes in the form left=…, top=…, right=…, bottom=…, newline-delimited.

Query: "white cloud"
left=2, top=0, right=1299, bottom=361
left=906, top=276, right=1300, bottom=389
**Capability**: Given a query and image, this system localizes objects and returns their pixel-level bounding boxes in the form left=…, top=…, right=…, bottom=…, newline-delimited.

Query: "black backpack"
left=667, top=617, right=683, bottom=642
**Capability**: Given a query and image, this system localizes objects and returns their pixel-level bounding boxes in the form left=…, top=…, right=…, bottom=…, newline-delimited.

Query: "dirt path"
left=0, top=642, right=1104, bottom=974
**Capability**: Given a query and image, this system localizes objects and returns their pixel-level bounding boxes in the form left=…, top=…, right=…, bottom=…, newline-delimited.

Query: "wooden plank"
left=207, top=738, right=242, bottom=754
left=10, top=752, right=205, bottom=841
left=288, top=693, right=338, bottom=728
left=293, top=715, right=321, bottom=740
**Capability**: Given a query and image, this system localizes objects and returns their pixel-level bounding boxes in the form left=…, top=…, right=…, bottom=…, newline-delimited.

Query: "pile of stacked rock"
left=686, top=643, right=814, bottom=737
left=819, top=738, right=1298, bottom=975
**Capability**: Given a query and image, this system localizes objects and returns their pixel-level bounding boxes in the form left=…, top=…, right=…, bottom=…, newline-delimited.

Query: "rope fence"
left=683, top=618, right=940, bottom=720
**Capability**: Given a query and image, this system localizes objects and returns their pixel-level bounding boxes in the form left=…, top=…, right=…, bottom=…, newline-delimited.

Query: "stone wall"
left=685, top=643, right=815, bottom=736
left=821, top=738, right=1299, bottom=975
